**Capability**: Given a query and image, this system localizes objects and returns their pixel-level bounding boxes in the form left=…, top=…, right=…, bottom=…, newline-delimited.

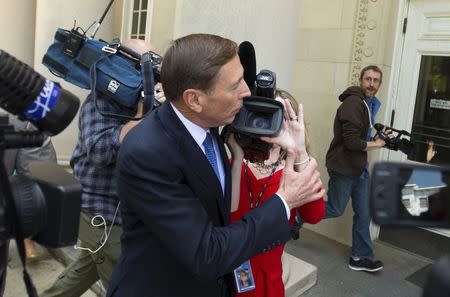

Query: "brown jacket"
left=326, top=86, right=370, bottom=177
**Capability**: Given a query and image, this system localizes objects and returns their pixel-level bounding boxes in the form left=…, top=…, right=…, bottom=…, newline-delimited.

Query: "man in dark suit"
left=107, top=33, right=324, bottom=297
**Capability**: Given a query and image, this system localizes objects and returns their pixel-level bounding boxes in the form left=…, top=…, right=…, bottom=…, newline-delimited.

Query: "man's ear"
left=182, top=89, right=203, bottom=113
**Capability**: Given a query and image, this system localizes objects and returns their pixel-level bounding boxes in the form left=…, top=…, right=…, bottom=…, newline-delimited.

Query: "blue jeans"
left=326, top=170, right=373, bottom=259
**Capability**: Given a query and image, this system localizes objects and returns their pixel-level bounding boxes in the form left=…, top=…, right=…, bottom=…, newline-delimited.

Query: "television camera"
left=0, top=49, right=81, bottom=296
left=374, top=123, right=414, bottom=156
left=370, top=161, right=450, bottom=296
left=41, top=0, right=163, bottom=120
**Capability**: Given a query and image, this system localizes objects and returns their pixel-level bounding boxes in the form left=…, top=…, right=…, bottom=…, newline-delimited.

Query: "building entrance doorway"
left=379, top=0, right=450, bottom=260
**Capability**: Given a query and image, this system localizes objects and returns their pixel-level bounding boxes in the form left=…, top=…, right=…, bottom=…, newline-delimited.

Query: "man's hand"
left=366, top=126, right=394, bottom=151
left=154, top=83, right=166, bottom=104
left=276, top=150, right=324, bottom=209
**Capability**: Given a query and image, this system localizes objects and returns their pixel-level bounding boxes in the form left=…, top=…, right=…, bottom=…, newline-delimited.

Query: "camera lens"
left=247, top=112, right=271, bottom=129
left=254, top=118, right=271, bottom=129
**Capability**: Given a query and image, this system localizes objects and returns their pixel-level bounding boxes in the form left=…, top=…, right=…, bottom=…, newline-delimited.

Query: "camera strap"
left=140, top=52, right=157, bottom=114
left=0, top=149, right=38, bottom=297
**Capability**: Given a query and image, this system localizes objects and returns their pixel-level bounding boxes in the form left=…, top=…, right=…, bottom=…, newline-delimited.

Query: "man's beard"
left=363, top=87, right=377, bottom=97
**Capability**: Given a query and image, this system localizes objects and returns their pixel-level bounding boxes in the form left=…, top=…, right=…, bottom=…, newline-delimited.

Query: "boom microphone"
left=0, top=50, right=80, bottom=135
left=238, top=41, right=257, bottom=91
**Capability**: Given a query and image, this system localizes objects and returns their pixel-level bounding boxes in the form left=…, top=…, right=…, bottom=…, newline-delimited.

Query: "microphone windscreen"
left=374, top=123, right=384, bottom=131
left=238, top=41, right=256, bottom=90
left=0, top=49, right=80, bottom=135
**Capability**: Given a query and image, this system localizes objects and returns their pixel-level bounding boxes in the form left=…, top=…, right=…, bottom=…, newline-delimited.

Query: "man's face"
left=198, top=55, right=251, bottom=127
left=359, top=69, right=381, bottom=97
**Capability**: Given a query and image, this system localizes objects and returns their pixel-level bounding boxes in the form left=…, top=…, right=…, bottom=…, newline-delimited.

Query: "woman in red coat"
left=227, top=89, right=325, bottom=297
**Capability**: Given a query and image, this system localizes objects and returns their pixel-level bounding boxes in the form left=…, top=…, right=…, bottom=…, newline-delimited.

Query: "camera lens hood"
left=232, top=96, right=283, bottom=137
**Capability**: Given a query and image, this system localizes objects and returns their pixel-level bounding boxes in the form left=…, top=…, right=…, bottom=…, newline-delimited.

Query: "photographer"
left=295, top=65, right=390, bottom=272
left=41, top=39, right=164, bottom=297
left=106, top=33, right=324, bottom=297
left=226, top=89, right=325, bottom=296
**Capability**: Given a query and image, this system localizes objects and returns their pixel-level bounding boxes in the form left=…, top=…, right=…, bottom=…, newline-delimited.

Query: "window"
left=122, top=0, right=153, bottom=41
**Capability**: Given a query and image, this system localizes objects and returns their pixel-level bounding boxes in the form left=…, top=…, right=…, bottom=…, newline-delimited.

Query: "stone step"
left=282, top=252, right=318, bottom=297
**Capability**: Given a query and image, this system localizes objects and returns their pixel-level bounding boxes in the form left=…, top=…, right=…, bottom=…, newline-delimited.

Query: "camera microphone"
left=374, top=123, right=384, bottom=131
left=374, top=123, right=411, bottom=136
left=238, top=41, right=257, bottom=91
left=374, top=122, right=413, bottom=155
left=0, top=50, right=80, bottom=136
left=374, top=123, right=391, bottom=144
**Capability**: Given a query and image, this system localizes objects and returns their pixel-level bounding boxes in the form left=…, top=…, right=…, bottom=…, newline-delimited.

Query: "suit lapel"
left=157, top=103, right=227, bottom=225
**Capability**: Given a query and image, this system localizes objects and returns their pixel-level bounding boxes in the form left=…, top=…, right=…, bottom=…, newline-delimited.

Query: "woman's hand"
left=260, top=98, right=307, bottom=161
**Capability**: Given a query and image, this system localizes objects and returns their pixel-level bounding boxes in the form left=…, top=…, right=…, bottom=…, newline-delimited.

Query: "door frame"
left=370, top=0, right=410, bottom=239
left=375, top=0, right=450, bottom=252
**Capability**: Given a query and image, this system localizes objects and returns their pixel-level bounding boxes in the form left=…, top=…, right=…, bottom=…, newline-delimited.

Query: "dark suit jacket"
left=107, top=102, right=291, bottom=297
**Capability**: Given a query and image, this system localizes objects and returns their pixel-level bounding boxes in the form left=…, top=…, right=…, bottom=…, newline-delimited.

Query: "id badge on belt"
left=233, top=260, right=255, bottom=293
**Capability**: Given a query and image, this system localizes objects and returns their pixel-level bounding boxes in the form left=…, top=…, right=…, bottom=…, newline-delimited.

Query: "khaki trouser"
left=40, top=212, right=121, bottom=297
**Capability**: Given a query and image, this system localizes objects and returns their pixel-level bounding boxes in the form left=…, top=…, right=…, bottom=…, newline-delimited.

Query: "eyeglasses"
left=363, top=77, right=380, bottom=84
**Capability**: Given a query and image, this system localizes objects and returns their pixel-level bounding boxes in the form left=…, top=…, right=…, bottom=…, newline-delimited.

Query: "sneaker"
left=348, top=257, right=384, bottom=272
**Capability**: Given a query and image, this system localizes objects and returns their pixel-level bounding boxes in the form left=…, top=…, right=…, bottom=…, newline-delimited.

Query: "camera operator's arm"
left=339, top=97, right=382, bottom=152
left=119, top=100, right=143, bottom=142
left=226, top=133, right=244, bottom=212
left=78, top=95, right=139, bottom=166
left=119, top=84, right=166, bottom=142
left=364, top=138, right=385, bottom=151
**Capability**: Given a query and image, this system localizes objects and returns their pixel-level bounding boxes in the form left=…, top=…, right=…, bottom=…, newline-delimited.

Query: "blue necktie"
left=203, top=133, right=220, bottom=179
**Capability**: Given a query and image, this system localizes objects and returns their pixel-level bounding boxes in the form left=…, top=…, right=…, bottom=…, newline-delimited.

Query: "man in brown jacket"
left=325, top=65, right=386, bottom=272
left=293, top=65, right=387, bottom=272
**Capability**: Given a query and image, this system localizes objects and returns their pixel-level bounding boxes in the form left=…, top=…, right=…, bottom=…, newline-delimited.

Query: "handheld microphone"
left=0, top=50, right=80, bottom=135
left=238, top=41, right=257, bottom=92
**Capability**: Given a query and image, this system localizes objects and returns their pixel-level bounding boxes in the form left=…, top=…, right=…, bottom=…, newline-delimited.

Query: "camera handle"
left=0, top=139, right=38, bottom=296
left=89, top=0, right=115, bottom=39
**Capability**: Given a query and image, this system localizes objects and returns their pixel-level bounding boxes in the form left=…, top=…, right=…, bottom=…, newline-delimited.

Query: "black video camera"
left=370, top=161, right=450, bottom=227
left=1, top=159, right=82, bottom=247
left=0, top=49, right=81, bottom=295
left=370, top=161, right=450, bottom=297
left=231, top=70, right=283, bottom=162
left=374, top=123, right=414, bottom=156
left=227, top=41, right=284, bottom=162
left=0, top=49, right=81, bottom=245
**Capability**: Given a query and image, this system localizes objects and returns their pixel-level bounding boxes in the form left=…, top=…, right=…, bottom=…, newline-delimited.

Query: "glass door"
left=408, top=56, right=450, bottom=166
